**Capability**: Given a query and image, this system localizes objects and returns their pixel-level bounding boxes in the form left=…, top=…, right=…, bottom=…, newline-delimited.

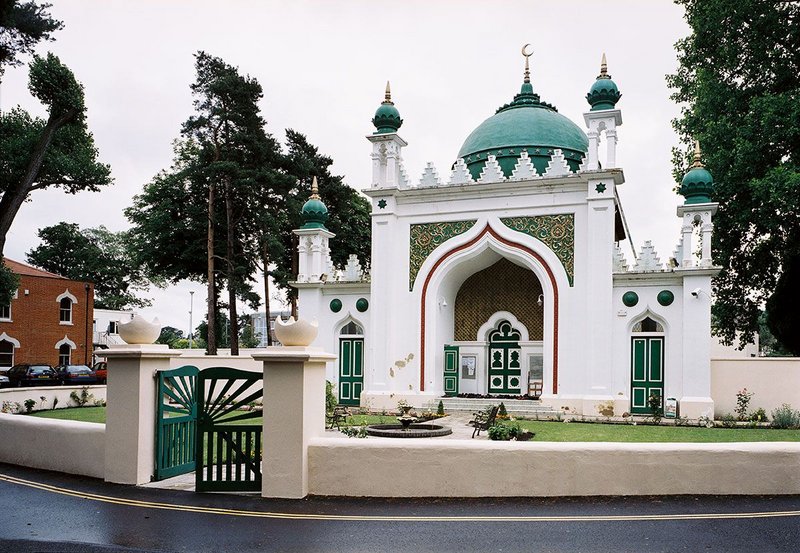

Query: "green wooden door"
left=338, top=338, right=364, bottom=406
left=443, top=345, right=459, bottom=396
left=155, top=365, right=199, bottom=481
left=630, top=337, right=664, bottom=415
left=196, top=367, right=263, bottom=492
left=487, top=321, right=522, bottom=394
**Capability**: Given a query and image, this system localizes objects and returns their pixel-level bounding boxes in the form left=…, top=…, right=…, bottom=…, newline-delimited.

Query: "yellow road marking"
left=1, top=472, right=799, bottom=522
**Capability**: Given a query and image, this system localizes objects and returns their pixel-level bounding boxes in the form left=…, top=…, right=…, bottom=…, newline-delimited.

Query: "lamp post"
left=189, top=290, right=195, bottom=349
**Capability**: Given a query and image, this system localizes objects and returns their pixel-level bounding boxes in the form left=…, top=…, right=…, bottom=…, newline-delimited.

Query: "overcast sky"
left=1, top=0, right=691, bottom=334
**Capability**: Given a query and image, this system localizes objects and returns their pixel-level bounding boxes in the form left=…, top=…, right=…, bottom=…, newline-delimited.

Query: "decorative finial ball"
left=372, top=82, right=403, bottom=134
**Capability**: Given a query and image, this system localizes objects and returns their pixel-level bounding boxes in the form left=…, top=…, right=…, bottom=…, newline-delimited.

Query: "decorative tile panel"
left=500, top=214, right=575, bottom=286
left=409, top=220, right=477, bottom=290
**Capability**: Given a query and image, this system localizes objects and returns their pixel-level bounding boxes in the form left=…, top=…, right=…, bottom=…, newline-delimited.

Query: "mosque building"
left=291, top=50, right=719, bottom=418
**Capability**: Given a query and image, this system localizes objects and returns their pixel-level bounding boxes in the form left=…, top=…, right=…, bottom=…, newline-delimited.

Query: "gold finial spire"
left=691, top=140, right=704, bottom=168
left=310, top=176, right=321, bottom=200
left=600, top=53, right=608, bottom=76
left=521, top=43, right=533, bottom=83
left=384, top=81, right=393, bottom=104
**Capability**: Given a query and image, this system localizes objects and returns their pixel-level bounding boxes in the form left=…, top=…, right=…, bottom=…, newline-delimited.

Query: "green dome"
left=680, top=166, right=714, bottom=204
left=457, top=83, right=588, bottom=179
left=586, top=55, right=622, bottom=111
left=300, top=177, right=329, bottom=229
left=372, top=81, right=402, bottom=134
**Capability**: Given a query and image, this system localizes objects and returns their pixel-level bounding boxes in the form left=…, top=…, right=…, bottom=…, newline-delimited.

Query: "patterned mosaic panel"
left=409, top=220, right=477, bottom=290
left=500, top=214, right=574, bottom=286
left=454, top=258, right=543, bottom=341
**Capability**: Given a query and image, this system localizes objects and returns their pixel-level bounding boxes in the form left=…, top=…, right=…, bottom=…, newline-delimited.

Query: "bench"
left=326, top=406, right=350, bottom=430
left=468, top=405, right=499, bottom=438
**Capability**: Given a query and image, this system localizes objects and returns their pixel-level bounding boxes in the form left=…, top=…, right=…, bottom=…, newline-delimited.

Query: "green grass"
left=506, top=420, right=800, bottom=442
left=29, top=406, right=106, bottom=424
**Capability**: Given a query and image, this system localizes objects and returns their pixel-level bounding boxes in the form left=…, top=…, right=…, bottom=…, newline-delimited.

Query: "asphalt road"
left=0, top=463, right=798, bottom=553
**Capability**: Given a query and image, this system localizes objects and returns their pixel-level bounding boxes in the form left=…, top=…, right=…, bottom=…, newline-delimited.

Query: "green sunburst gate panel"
left=500, top=214, right=575, bottom=286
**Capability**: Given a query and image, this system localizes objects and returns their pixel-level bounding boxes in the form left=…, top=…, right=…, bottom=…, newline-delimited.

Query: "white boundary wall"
left=309, top=438, right=800, bottom=497
left=0, top=385, right=106, bottom=411
left=0, top=412, right=105, bottom=478
left=711, top=358, right=800, bottom=417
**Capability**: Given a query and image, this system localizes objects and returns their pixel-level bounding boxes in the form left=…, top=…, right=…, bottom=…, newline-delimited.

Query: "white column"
left=253, top=347, right=336, bottom=499
left=679, top=274, right=714, bottom=419
left=586, top=131, right=600, bottom=170
left=103, top=344, right=181, bottom=485
left=605, top=129, right=617, bottom=168
left=700, top=221, right=713, bottom=268
left=681, top=218, right=694, bottom=268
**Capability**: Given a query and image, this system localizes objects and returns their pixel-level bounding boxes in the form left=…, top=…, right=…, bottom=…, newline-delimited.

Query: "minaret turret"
left=583, top=53, right=623, bottom=170
left=367, top=82, right=408, bottom=189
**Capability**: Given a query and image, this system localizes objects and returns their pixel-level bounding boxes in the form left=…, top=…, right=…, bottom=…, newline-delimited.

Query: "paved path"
left=2, top=463, right=799, bottom=552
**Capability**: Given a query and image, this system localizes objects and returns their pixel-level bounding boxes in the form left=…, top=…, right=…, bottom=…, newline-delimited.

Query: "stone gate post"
left=103, top=344, right=181, bottom=485
left=252, top=347, right=335, bottom=499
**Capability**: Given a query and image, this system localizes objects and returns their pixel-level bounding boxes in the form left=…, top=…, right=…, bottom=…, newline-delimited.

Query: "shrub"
left=69, top=386, right=94, bottom=407
left=735, top=388, right=754, bottom=421
left=647, top=394, right=663, bottom=424
left=497, top=402, right=509, bottom=420
left=488, top=424, right=512, bottom=441
left=340, top=425, right=369, bottom=438
left=771, top=404, right=800, bottom=429
left=720, top=413, right=737, bottom=428
left=437, top=400, right=445, bottom=416
left=749, top=407, right=768, bottom=423
left=23, top=399, right=36, bottom=414
left=325, top=380, right=337, bottom=413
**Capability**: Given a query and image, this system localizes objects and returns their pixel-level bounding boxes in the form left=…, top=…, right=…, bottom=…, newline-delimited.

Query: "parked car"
left=0, top=374, right=9, bottom=388
left=7, top=363, right=58, bottom=387
left=55, top=364, right=98, bottom=386
left=93, top=361, right=107, bottom=384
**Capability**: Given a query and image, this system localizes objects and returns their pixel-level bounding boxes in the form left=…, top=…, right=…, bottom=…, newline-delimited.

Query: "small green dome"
left=679, top=144, right=714, bottom=204
left=300, top=177, right=329, bottom=229
left=586, top=55, right=621, bottom=111
left=457, top=82, right=588, bottom=179
left=372, top=81, right=402, bottom=134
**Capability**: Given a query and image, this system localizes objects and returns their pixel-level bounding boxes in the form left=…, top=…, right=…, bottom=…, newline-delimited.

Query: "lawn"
left=506, top=420, right=800, bottom=442
left=29, top=406, right=106, bottom=424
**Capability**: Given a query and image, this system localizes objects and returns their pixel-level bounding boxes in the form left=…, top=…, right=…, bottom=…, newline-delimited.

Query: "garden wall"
left=0, top=385, right=106, bottom=412
left=711, top=358, right=800, bottom=417
left=308, top=438, right=800, bottom=497
left=0, top=412, right=105, bottom=478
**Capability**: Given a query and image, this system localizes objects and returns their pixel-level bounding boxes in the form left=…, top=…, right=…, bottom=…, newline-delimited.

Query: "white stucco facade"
left=293, top=59, right=719, bottom=419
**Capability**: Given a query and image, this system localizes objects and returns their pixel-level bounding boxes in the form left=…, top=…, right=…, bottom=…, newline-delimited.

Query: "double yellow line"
left=1, top=472, right=799, bottom=522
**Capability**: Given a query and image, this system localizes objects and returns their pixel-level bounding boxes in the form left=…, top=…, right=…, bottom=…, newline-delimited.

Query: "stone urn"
left=274, top=316, right=318, bottom=346
left=118, top=314, right=161, bottom=345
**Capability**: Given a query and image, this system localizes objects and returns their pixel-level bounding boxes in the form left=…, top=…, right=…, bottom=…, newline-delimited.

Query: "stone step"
left=426, top=397, right=563, bottom=418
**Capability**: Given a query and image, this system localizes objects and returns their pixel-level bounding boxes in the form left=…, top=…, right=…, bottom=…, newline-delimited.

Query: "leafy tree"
left=0, top=0, right=62, bottom=81
left=668, top=0, right=800, bottom=353
left=156, top=326, right=185, bottom=348
left=0, top=53, right=112, bottom=302
left=237, top=313, right=261, bottom=348
left=26, top=222, right=150, bottom=309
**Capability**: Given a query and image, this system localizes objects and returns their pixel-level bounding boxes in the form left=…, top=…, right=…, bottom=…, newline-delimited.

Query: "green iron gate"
left=155, top=365, right=199, bottom=481
left=196, top=367, right=263, bottom=492
left=488, top=321, right=522, bottom=394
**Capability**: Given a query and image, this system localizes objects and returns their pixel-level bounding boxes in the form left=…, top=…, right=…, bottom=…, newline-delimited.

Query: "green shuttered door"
left=339, top=338, right=363, bottom=406
left=630, top=337, right=664, bottom=415
left=444, top=345, right=459, bottom=396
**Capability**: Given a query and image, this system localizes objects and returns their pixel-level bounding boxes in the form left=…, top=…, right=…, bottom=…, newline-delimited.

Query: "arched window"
left=339, top=321, right=364, bottom=336
left=58, top=343, right=71, bottom=366
left=0, top=340, right=14, bottom=368
left=59, top=298, right=73, bottom=323
left=632, top=317, right=664, bottom=333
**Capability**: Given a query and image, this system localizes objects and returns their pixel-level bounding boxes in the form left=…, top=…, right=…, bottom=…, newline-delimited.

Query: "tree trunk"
left=262, top=241, right=272, bottom=346
left=0, top=109, right=76, bottom=255
left=206, top=181, right=217, bottom=355
left=225, top=175, right=239, bottom=356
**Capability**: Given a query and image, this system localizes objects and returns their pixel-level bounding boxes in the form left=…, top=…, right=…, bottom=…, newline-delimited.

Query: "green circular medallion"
left=356, top=298, right=369, bottom=312
left=622, top=291, right=639, bottom=307
left=330, top=298, right=342, bottom=313
left=657, top=290, right=674, bottom=306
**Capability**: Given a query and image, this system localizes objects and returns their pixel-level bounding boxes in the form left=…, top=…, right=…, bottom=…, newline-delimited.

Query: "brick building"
left=0, top=259, right=94, bottom=369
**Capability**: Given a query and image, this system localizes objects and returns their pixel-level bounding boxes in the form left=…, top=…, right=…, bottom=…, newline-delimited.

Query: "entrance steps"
left=425, top=397, right=563, bottom=419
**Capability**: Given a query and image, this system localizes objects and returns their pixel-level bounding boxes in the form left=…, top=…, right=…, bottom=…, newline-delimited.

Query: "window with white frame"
left=0, top=340, right=13, bottom=367
left=108, top=321, right=119, bottom=334
left=59, top=297, right=73, bottom=323
left=58, top=343, right=71, bottom=366
left=0, top=303, right=10, bottom=321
